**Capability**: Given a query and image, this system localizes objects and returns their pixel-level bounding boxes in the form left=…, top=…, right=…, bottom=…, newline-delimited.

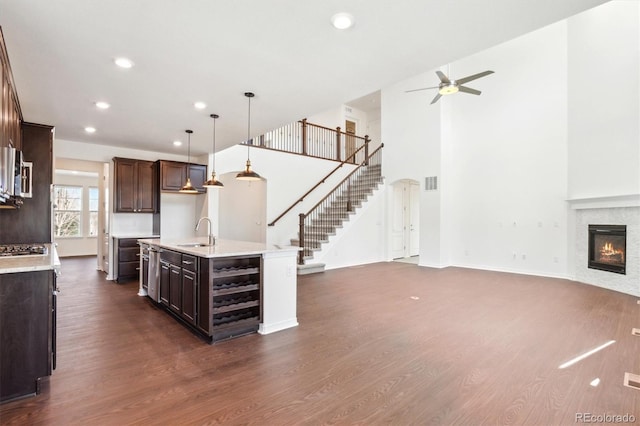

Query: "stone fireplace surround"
left=571, top=196, right=639, bottom=297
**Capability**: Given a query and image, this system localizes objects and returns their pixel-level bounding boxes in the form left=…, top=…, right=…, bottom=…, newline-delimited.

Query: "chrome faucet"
left=195, top=217, right=215, bottom=246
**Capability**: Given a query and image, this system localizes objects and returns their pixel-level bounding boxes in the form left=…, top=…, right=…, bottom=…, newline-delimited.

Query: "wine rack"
left=207, top=255, right=262, bottom=342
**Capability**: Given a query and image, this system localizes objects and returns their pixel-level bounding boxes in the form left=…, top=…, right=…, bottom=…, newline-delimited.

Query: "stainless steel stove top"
left=0, top=244, right=48, bottom=257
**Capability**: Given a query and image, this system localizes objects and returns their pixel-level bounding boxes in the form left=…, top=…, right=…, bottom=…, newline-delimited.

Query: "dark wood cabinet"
left=0, top=28, right=22, bottom=152
left=169, top=264, right=182, bottom=314
left=159, top=260, right=170, bottom=306
left=152, top=248, right=261, bottom=343
left=115, top=238, right=141, bottom=283
left=158, top=160, right=207, bottom=193
left=181, top=254, right=197, bottom=325
left=113, top=158, right=157, bottom=213
left=0, top=269, right=55, bottom=403
left=159, top=249, right=198, bottom=325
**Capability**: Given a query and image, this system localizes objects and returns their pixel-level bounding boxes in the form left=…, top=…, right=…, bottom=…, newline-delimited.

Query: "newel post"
left=301, top=118, right=307, bottom=155
left=364, top=135, right=370, bottom=165
left=336, top=126, right=341, bottom=162
left=298, top=213, right=305, bottom=265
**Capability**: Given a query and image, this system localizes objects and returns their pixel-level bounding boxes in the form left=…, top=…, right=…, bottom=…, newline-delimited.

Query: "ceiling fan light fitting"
left=439, top=84, right=459, bottom=95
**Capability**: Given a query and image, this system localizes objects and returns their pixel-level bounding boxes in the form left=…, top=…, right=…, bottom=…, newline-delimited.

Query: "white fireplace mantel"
left=566, top=194, right=640, bottom=210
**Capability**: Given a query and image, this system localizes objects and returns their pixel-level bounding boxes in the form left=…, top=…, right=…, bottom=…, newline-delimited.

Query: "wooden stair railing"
left=241, top=118, right=370, bottom=163
left=268, top=139, right=370, bottom=227
left=298, top=144, right=384, bottom=265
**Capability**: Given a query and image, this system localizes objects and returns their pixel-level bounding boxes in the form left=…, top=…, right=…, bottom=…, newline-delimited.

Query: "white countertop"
left=0, top=244, right=61, bottom=274
left=112, top=233, right=160, bottom=239
left=137, top=237, right=300, bottom=258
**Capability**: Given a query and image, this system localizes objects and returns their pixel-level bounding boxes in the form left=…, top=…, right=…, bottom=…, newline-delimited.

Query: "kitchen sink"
left=177, top=243, right=212, bottom=248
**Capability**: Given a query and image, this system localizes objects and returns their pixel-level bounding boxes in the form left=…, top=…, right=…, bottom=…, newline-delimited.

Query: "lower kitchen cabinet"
left=116, top=238, right=141, bottom=283
left=0, top=270, right=56, bottom=403
left=169, top=264, right=181, bottom=314
left=153, top=248, right=262, bottom=343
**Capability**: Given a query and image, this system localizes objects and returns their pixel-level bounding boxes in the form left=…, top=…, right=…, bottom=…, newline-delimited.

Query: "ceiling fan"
left=406, top=69, right=494, bottom=104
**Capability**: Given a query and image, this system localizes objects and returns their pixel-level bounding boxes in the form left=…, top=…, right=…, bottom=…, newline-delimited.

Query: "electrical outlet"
left=522, top=254, right=527, bottom=260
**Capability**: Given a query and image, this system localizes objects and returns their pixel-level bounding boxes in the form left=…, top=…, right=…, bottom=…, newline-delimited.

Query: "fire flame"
left=599, top=242, right=624, bottom=263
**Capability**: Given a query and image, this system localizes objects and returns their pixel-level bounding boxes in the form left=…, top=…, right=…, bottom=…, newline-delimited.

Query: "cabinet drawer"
left=181, top=254, right=197, bottom=272
left=118, top=261, right=140, bottom=276
left=118, top=238, right=140, bottom=248
left=160, top=249, right=181, bottom=266
left=119, top=247, right=139, bottom=262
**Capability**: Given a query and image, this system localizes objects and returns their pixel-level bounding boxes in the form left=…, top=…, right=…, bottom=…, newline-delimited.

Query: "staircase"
left=245, top=118, right=384, bottom=273
left=296, top=146, right=383, bottom=270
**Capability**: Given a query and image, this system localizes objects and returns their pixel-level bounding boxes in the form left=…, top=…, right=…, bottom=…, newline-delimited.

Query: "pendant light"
left=204, top=114, right=224, bottom=188
left=179, top=129, right=199, bottom=193
left=236, top=92, right=262, bottom=181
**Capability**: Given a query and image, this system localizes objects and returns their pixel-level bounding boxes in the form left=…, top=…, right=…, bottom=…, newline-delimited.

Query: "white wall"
left=382, top=19, right=571, bottom=277
left=567, top=1, right=640, bottom=198
left=446, top=20, right=570, bottom=277
left=382, top=70, right=445, bottom=267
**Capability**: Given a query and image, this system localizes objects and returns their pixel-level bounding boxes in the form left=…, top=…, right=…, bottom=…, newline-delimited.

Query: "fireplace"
left=588, top=225, right=626, bottom=274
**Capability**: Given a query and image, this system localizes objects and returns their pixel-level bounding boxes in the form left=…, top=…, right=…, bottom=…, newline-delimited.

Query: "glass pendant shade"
left=179, top=129, right=199, bottom=193
left=204, top=114, right=224, bottom=188
left=236, top=92, right=261, bottom=181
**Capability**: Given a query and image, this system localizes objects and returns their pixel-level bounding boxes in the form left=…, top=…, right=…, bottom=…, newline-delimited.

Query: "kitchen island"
left=138, top=238, right=299, bottom=343
left=0, top=244, right=60, bottom=403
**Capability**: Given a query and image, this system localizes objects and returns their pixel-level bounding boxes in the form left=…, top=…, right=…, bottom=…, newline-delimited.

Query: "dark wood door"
left=188, top=164, right=207, bottom=193
left=159, top=261, right=170, bottom=306
left=136, top=160, right=156, bottom=212
left=0, top=270, right=52, bottom=402
left=114, top=158, right=136, bottom=212
left=160, top=161, right=186, bottom=192
left=345, top=120, right=356, bottom=164
left=169, top=264, right=182, bottom=314
left=181, top=269, right=197, bottom=325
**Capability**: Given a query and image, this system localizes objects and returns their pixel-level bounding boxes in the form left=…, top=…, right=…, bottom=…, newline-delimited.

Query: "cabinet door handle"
left=185, top=275, right=194, bottom=281
left=136, top=267, right=140, bottom=271
left=182, top=260, right=193, bottom=265
left=171, top=270, right=180, bottom=275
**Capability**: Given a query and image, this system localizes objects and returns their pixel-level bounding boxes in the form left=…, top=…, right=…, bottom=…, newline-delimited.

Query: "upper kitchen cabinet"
left=0, top=27, right=22, bottom=150
left=113, top=157, right=157, bottom=213
left=158, top=160, right=207, bottom=193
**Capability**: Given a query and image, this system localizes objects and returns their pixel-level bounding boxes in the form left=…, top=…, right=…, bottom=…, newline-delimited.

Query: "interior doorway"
left=390, top=179, right=420, bottom=260
left=345, top=119, right=357, bottom=164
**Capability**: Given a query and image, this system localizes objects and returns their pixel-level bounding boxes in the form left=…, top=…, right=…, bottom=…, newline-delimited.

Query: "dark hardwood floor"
left=1, top=257, right=639, bottom=425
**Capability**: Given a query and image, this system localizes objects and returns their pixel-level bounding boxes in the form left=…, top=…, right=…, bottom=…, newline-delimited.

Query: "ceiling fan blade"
left=456, top=70, right=494, bottom=85
left=405, top=86, right=439, bottom=93
left=435, top=70, right=450, bottom=84
left=458, top=85, right=481, bottom=95
left=430, top=93, right=442, bottom=104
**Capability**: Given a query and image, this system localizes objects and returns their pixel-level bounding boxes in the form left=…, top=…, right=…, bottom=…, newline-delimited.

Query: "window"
left=54, top=185, right=83, bottom=237
left=89, top=187, right=99, bottom=236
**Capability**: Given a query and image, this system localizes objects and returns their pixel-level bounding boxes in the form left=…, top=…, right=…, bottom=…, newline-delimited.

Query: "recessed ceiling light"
left=114, top=57, right=134, bottom=69
left=173, top=140, right=182, bottom=146
left=85, top=126, right=96, bottom=134
left=194, top=101, right=207, bottom=110
left=95, top=101, right=110, bottom=110
left=331, top=13, right=354, bottom=30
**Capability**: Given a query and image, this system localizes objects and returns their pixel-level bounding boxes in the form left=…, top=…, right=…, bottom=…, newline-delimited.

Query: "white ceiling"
left=0, top=0, right=608, bottom=156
